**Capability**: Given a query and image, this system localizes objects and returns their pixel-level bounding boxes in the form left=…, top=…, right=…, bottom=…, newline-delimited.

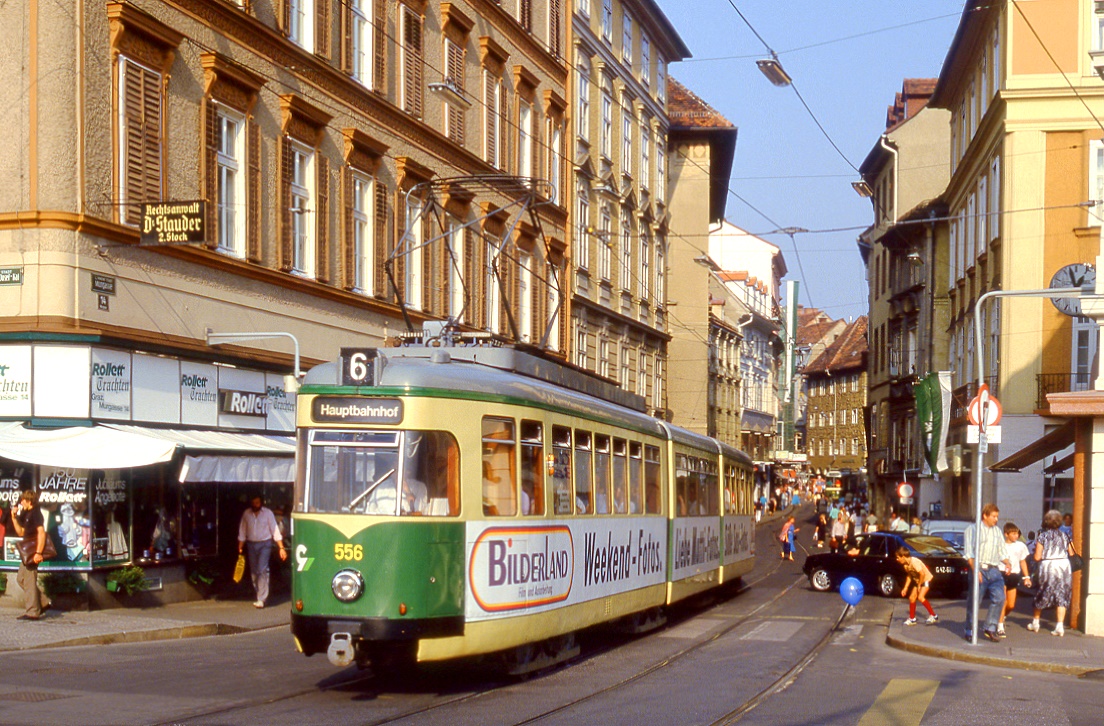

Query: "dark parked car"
left=802, top=532, right=970, bottom=598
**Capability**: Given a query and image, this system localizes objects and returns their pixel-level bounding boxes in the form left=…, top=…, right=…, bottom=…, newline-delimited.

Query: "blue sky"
left=655, top=1, right=966, bottom=322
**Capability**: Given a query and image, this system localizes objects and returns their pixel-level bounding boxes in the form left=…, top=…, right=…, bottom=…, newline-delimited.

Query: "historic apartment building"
left=569, top=0, right=689, bottom=417
left=665, top=77, right=741, bottom=445
left=927, top=0, right=1104, bottom=532
left=804, top=317, right=869, bottom=492
left=856, top=79, right=950, bottom=519
left=0, top=0, right=567, bottom=601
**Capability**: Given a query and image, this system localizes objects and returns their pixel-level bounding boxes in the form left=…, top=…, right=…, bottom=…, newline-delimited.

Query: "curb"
left=884, top=632, right=1093, bottom=676
left=0, top=620, right=288, bottom=654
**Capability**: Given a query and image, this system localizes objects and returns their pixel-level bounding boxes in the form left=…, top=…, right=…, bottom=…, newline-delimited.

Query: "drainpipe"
left=879, top=135, right=899, bottom=224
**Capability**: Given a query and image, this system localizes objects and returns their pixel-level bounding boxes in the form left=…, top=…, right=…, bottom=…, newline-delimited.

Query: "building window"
left=214, top=108, right=245, bottom=256
left=598, top=204, right=612, bottom=281
left=349, top=0, right=374, bottom=88
left=519, top=101, right=534, bottom=180
left=578, top=0, right=590, bottom=17
left=657, top=61, right=667, bottom=103
left=117, top=57, right=163, bottom=227
left=447, top=219, right=466, bottom=320
left=640, top=122, right=651, bottom=190
left=640, top=231, right=650, bottom=302
left=547, top=267, right=561, bottom=351
left=576, top=183, right=590, bottom=269
left=485, top=233, right=501, bottom=333
left=657, top=135, right=665, bottom=191
left=620, top=211, right=632, bottom=292
left=641, top=35, right=650, bottom=87
left=548, top=0, right=563, bottom=57
left=484, top=70, right=501, bottom=167
left=445, top=38, right=466, bottom=144
left=404, top=197, right=424, bottom=310
left=518, top=0, right=532, bottom=31
left=549, top=120, right=563, bottom=203
left=401, top=6, right=424, bottom=117
left=622, top=11, right=632, bottom=62
left=620, top=344, right=630, bottom=388
left=637, top=350, right=647, bottom=397
left=519, top=251, right=533, bottom=342
left=600, top=89, right=613, bottom=158
left=653, top=358, right=664, bottom=410
left=576, top=329, right=589, bottom=368
left=655, top=243, right=665, bottom=305
left=622, top=106, right=633, bottom=177
left=288, top=140, right=316, bottom=277
left=599, top=337, right=610, bottom=378
left=349, top=171, right=375, bottom=294
left=1091, top=141, right=1104, bottom=226
left=601, top=0, right=613, bottom=41
left=288, top=0, right=316, bottom=53
left=577, top=53, right=590, bottom=142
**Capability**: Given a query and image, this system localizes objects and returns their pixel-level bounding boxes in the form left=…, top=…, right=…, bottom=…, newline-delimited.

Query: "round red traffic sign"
left=967, top=391, right=1002, bottom=428
left=897, top=482, right=914, bottom=498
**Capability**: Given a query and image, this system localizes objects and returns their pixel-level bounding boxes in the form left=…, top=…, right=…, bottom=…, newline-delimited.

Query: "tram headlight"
left=331, top=569, right=365, bottom=602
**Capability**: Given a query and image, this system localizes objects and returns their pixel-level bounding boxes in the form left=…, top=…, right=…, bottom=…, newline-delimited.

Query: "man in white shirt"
left=238, top=496, right=287, bottom=608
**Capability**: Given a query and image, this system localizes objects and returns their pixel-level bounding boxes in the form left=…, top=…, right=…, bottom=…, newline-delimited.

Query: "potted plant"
left=106, top=565, right=147, bottom=596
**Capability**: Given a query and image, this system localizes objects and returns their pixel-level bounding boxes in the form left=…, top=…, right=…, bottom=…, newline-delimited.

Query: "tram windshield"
left=305, top=430, right=460, bottom=516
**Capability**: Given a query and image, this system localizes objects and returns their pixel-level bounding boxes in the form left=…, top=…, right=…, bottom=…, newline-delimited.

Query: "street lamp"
left=757, top=57, right=792, bottom=87
left=851, top=180, right=874, bottom=198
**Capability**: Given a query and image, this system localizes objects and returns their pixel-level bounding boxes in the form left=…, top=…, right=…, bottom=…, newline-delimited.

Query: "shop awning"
left=0, top=422, right=178, bottom=469
left=179, top=455, right=295, bottom=483
left=103, top=426, right=296, bottom=484
left=988, top=421, right=1075, bottom=473
left=104, top=425, right=294, bottom=454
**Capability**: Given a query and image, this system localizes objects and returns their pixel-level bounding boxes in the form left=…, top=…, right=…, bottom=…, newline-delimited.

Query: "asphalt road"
left=3, top=507, right=1103, bottom=725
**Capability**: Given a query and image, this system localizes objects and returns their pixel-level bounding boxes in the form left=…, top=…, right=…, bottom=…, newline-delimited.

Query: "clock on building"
left=1049, top=263, right=1096, bottom=318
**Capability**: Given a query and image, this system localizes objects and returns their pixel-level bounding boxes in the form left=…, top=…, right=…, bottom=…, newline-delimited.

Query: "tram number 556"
left=341, top=348, right=377, bottom=386
left=335, top=543, right=364, bottom=561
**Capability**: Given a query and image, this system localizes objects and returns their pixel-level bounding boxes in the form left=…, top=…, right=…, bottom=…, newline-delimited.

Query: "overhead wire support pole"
left=967, top=286, right=1099, bottom=645
left=206, top=330, right=303, bottom=380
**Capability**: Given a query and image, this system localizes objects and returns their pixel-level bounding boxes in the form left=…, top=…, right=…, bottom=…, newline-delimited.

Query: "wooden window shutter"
left=316, top=0, right=331, bottom=61
left=203, top=100, right=219, bottom=249
left=549, top=0, right=562, bottom=58
left=446, top=40, right=465, bottom=145
left=122, top=60, right=162, bottom=226
left=279, top=137, right=295, bottom=271
left=402, top=8, right=423, bottom=117
left=341, top=167, right=356, bottom=288
left=247, top=120, right=262, bottom=263
left=316, top=155, right=330, bottom=283
left=484, top=74, right=497, bottom=165
left=519, top=0, right=532, bottom=32
left=421, top=213, right=434, bottom=314
left=531, top=256, right=543, bottom=339
left=340, top=0, right=353, bottom=73
left=500, top=86, right=510, bottom=173
left=374, top=181, right=389, bottom=298
left=281, top=0, right=291, bottom=35
left=464, top=227, right=475, bottom=321
left=374, top=0, right=387, bottom=93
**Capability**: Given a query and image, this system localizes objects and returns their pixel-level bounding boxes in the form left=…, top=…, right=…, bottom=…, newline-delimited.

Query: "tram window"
left=551, top=426, right=573, bottom=515
left=704, top=461, right=719, bottom=516
left=644, top=445, right=660, bottom=514
left=676, top=454, right=690, bottom=516
left=520, top=420, right=544, bottom=516
left=482, top=417, right=517, bottom=516
left=403, top=432, right=460, bottom=516
left=724, top=463, right=737, bottom=514
left=575, top=431, right=593, bottom=514
left=612, top=438, right=627, bottom=514
left=594, top=435, right=611, bottom=514
left=305, top=429, right=459, bottom=516
left=629, top=442, right=642, bottom=514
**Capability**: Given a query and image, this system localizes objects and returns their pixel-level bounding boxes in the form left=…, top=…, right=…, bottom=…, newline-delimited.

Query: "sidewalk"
left=0, top=594, right=288, bottom=653
left=886, top=597, right=1104, bottom=676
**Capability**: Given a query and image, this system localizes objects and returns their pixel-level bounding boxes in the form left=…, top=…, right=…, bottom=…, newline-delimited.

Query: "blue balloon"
left=840, top=577, right=864, bottom=606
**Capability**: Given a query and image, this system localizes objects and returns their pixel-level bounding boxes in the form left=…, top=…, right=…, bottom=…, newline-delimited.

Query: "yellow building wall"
left=1011, top=0, right=1079, bottom=76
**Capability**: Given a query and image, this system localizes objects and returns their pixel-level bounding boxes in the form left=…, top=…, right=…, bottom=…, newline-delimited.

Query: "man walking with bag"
left=10, top=490, right=51, bottom=620
left=238, top=495, right=287, bottom=608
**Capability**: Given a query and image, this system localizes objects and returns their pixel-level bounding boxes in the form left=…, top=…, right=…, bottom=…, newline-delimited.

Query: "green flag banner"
left=914, top=372, right=952, bottom=475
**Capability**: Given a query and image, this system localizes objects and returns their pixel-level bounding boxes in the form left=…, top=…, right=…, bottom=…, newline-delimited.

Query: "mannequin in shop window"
left=107, top=506, right=129, bottom=560
left=149, top=508, right=178, bottom=559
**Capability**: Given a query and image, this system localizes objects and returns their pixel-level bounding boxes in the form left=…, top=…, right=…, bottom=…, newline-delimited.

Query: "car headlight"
left=331, top=569, right=365, bottom=602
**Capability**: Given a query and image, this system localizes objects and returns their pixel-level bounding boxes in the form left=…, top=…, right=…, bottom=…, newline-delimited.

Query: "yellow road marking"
left=857, top=679, right=939, bottom=726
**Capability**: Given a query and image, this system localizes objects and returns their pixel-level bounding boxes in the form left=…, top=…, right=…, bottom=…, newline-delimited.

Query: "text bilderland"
left=487, top=537, right=571, bottom=587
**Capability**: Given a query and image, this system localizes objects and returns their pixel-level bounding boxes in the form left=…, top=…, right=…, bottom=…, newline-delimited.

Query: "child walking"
left=896, top=546, right=939, bottom=625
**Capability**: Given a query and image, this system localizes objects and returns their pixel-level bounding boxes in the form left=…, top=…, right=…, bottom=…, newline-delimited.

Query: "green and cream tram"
left=290, top=343, right=755, bottom=673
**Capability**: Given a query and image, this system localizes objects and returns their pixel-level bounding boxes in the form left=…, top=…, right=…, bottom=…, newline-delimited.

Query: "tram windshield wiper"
left=345, top=468, right=396, bottom=512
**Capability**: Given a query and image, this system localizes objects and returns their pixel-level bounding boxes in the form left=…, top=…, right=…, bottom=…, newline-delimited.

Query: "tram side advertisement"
left=465, top=519, right=667, bottom=621
left=672, top=516, right=722, bottom=580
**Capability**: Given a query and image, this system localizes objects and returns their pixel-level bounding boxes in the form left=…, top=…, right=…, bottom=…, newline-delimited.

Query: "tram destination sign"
left=312, top=396, right=403, bottom=424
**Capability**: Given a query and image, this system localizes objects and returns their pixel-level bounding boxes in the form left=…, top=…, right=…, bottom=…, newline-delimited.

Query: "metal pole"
left=968, top=287, right=1092, bottom=645
left=206, top=330, right=303, bottom=379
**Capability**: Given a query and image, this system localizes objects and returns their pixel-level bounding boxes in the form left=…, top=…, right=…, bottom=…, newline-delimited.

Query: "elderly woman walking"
left=1028, top=509, right=1075, bottom=637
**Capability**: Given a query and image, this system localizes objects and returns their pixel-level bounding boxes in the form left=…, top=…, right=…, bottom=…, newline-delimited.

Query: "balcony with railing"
left=1036, top=372, right=1093, bottom=411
